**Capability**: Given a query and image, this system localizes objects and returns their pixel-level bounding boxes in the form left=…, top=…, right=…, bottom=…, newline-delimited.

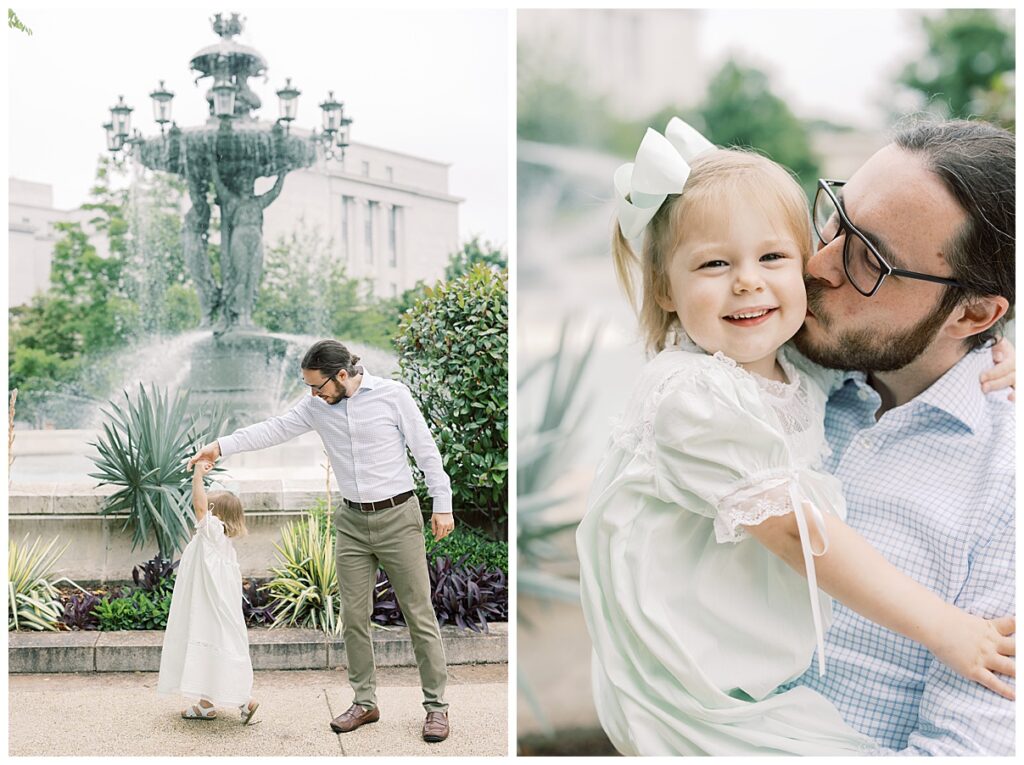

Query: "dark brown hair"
left=894, top=118, right=1015, bottom=351
left=301, top=339, right=362, bottom=377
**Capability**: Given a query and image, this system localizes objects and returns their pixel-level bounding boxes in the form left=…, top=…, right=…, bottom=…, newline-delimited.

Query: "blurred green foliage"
left=898, top=9, right=1014, bottom=129
left=689, top=60, right=819, bottom=196
left=519, top=46, right=821, bottom=196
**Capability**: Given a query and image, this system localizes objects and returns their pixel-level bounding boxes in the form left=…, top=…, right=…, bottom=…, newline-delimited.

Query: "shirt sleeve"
left=888, top=518, right=1015, bottom=756
left=218, top=398, right=314, bottom=457
left=652, top=367, right=800, bottom=542
left=394, top=384, right=453, bottom=515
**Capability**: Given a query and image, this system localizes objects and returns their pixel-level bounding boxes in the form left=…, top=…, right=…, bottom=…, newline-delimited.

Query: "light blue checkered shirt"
left=789, top=349, right=1015, bottom=755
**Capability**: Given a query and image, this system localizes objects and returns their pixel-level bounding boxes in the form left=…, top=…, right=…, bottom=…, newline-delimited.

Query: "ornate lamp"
left=319, top=91, right=343, bottom=134
left=103, top=121, right=121, bottom=152
left=276, top=77, right=300, bottom=123
left=110, top=95, right=133, bottom=138
left=149, top=80, right=175, bottom=128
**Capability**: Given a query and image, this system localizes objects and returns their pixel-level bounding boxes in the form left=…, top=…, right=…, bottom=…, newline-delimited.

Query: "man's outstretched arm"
left=189, top=401, right=314, bottom=467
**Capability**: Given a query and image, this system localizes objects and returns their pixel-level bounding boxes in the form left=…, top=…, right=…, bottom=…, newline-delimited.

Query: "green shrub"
left=93, top=589, right=172, bottom=631
left=424, top=525, right=508, bottom=573
left=94, top=596, right=137, bottom=631
left=395, top=264, right=508, bottom=536
left=130, top=590, right=172, bottom=630
left=89, top=384, right=226, bottom=558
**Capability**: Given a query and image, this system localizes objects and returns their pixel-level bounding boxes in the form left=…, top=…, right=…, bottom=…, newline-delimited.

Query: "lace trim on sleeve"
left=714, top=476, right=794, bottom=544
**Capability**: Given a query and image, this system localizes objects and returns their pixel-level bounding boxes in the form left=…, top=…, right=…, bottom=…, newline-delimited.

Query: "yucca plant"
left=9, top=534, right=79, bottom=631
left=88, top=384, right=227, bottom=559
left=265, top=503, right=342, bottom=634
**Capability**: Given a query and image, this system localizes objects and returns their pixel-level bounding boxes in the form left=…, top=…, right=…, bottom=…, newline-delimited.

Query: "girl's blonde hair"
left=613, top=148, right=813, bottom=355
left=209, top=491, right=248, bottom=538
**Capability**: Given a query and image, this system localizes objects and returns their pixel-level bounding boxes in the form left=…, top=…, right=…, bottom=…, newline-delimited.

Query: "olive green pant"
left=332, top=495, right=448, bottom=712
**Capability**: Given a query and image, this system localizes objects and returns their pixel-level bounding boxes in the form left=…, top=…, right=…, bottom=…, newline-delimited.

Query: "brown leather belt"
left=344, top=490, right=414, bottom=513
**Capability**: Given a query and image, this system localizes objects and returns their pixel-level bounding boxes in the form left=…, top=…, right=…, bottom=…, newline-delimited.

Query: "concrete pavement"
left=9, top=664, right=508, bottom=757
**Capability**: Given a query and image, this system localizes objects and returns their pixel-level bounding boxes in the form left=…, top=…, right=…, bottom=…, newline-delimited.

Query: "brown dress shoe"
left=422, top=710, right=449, bottom=742
left=330, top=703, right=380, bottom=733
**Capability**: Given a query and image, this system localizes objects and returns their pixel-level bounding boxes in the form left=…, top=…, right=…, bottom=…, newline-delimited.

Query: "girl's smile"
left=722, top=305, right=779, bottom=326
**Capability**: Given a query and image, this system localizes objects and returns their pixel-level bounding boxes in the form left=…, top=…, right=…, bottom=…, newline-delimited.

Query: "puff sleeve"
left=652, top=367, right=799, bottom=544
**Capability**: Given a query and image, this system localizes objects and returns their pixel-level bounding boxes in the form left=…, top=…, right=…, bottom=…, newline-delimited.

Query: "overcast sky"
left=7, top=6, right=509, bottom=245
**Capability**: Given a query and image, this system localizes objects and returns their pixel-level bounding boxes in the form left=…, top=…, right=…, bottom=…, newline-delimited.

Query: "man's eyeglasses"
left=813, top=178, right=964, bottom=297
left=305, top=372, right=338, bottom=394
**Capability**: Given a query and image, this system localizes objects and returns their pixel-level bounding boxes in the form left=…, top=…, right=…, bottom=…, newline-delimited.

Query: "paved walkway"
left=9, top=665, right=508, bottom=757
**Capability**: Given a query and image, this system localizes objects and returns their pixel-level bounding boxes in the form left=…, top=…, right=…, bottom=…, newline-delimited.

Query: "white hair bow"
left=614, top=117, right=715, bottom=240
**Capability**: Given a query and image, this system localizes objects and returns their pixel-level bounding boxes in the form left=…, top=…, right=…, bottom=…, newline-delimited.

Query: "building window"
left=365, top=201, right=377, bottom=263
left=340, top=196, right=353, bottom=260
left=387, top=205, right=400, bottom=267
left=361, top=161, right=370, bottom=177
left=391, top=283, right=398, bottom=297
left=385, top=166, right=394, bottom=182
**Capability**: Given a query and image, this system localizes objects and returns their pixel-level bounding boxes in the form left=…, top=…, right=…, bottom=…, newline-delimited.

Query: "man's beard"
left=793, top=278, right=953, bottom=372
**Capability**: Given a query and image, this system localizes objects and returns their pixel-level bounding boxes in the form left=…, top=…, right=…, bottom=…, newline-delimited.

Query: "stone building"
left=8, top=138, right=462, bottom=306
left=7, top=178, right=106, bottom=307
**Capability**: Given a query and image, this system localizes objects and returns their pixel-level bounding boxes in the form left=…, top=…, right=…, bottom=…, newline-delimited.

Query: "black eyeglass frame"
left=813, top=178, right=965, bottom=297
left=305, top=371, right=339, bottom=393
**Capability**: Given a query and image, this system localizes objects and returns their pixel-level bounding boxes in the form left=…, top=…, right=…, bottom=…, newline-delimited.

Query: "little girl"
left=576, top=118, right=1015, bottom=756
left=157, top=459, right=260, bottom=725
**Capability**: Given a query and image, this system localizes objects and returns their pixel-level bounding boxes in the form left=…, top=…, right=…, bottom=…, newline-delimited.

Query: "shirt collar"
left=912, top=350, right=991, bottom=434
left=353, top=368, right=380, bottom=394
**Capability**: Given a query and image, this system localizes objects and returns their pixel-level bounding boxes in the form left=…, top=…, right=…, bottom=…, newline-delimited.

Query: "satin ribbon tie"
left=787, top=483, right=831, bottom=676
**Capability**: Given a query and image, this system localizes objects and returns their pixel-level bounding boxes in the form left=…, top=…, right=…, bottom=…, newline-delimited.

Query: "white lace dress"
left=157, top=513, right=253, bottom=707
left=576, top=343, right=878, bottom=755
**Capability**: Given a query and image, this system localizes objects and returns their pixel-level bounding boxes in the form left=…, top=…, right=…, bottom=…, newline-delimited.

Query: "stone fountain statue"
left=137, top=12, right=317, bottom=335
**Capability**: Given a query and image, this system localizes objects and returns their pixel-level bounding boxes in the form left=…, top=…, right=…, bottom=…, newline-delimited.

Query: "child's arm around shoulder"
left=191, top=460, right=215, bottom=525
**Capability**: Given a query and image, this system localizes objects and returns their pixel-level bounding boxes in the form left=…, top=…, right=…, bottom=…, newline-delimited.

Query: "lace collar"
left=669, top=329, right=802, bottom=401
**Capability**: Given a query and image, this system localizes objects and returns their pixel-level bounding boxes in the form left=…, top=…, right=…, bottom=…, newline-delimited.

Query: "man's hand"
left=431, top=512, right=455, bottom=542
left=188, top=442, right=221, bottom=470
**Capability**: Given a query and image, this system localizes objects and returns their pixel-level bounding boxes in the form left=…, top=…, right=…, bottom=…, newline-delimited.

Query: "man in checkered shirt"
left=783, top=120, right=1015, bottom=754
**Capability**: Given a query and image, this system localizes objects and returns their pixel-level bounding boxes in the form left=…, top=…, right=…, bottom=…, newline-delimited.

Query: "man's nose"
left=806, top=237, right=846, bottom=288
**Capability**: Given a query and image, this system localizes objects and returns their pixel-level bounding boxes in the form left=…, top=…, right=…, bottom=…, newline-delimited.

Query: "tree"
left=443, top=237, right=507, bottom=281
left=689, top=60, right=821, bottom=198
left=897, top=9, right=1014, bottom=129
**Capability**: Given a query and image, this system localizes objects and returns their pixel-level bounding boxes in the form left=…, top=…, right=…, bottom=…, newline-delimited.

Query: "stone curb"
left=9, top=622, right=508, bottom=673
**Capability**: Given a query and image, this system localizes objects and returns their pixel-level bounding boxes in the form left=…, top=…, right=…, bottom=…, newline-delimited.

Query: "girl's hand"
left=981, top=337, right=1015, bottom=401
left=193, top=459, right=215, bottom=476
left=929, top=610, right=1015, bottom=700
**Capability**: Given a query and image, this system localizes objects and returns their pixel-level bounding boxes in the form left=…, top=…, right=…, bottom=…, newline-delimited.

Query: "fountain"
left=100, top=11, right=365, bottom=428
